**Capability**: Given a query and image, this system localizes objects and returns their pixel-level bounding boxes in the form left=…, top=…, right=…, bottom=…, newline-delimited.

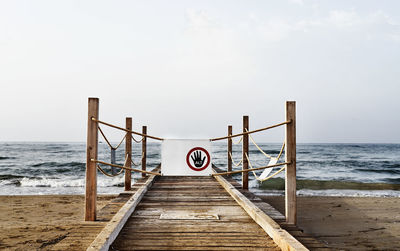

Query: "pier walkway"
left=110, top=175, right=280, bottom=250
left=78, top=98, right=329, bottom=250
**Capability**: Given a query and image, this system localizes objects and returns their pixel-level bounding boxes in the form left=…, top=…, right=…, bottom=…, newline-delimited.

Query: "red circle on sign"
left=186, top=147, right=211, bottom=171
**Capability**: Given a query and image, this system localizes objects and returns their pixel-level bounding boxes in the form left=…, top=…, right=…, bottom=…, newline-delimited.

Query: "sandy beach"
left=0, top=195, right=116, bottom=250
left=1, top=195, right=399, bottom=250
left=261, top=196, right=400, bottom=250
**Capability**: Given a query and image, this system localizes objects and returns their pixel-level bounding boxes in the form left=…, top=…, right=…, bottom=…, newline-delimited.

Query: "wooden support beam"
left=125, top=117, right=132, bottom=191
left=227, top=125, right=232, bottom=175
left=285, top=101, right=297, bottom=225
left=142, top=126, right=147, bottom=178
left=242, top=116, right=249, bottom=189
left=85, top=97, right=99, bottom=221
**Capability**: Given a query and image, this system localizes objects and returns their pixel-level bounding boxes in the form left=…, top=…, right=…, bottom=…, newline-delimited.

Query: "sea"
left=0, top=142, right=399, bottom=197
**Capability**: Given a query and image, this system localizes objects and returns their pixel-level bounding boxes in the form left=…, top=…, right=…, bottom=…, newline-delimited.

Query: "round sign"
left=186, top=147, right=211, bottom=171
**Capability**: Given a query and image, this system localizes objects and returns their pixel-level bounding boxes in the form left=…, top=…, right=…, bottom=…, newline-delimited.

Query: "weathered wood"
left=285, top=101, right=296, bottom=225
left=228, top=125, right=232, bottom=174
left=115, top=238, right=277, bottom=247
left=242, top=115, right=249, bottom=189
left=87, top=171, right=159, bottom=251
left=111, top=176, right=281, bottom=250
left=113, top=246, right=274, bottom=251
left=213, top=169, right=308, bottom=251
left=85, top=97, right=99, bottom=221
left=125, top=117, right=132, bottom=191
left=142, top=125, right=147, bottom=177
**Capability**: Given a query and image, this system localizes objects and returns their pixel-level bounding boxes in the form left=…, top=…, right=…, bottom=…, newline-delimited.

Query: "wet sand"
left=260, top=196, right=400, bottom=250
left=1, top=195, right=400, bottom=250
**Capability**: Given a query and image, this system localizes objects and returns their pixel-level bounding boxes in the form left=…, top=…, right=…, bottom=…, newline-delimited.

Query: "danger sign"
left=161, top=139, right=212, bottom=176
left=186, top=147, right=210, bottom=171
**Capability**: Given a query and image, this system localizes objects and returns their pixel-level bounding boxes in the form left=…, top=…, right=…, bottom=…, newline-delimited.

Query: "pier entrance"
left=82, top=98, right=321, bottom=251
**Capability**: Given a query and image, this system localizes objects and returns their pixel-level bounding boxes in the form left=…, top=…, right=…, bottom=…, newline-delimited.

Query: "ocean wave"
left=31, top=161, right=85, bottom=168
left=0, top=174, right=26, bottom=180
left=18, top=176, right=125, bottom=188
left=0, top=156, right=16, bottom=160
left=355, top=168, right=400, bottom=175
left=384, top=177, right=400, bottom=183
left=382, top=163, right=400, bottom=168
left=0, top=179, right=20, bottom=186
left=257, top=178, right=400, bottom=190
left=249, top=149, right=281, bottom=155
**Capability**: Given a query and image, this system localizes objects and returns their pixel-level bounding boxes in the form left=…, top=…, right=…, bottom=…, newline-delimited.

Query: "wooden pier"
left=76, top=98, right=329, bottom=250
left=110, top=175, right=280, bottom=250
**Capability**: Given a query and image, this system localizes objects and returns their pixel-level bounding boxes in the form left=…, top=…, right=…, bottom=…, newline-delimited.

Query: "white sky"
left=1, top=0, right=399, bottom=143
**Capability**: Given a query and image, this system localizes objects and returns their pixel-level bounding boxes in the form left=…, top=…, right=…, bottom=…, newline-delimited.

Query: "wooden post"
left=85, top=97, right=99, bottom=221
left=285, top=101, right=297, bottom=225
left=125, top=117, right=132, bottom=191
left=142, top=126, right=147, bottom=178
left=242, top=116, right=249, bottom=190
left=227, top=125, right=232, bottom=175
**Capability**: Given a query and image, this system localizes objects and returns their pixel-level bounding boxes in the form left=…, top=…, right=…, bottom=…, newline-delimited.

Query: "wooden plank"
left=114, top=246, right=276, bottom=250
left=141, top=197, right=234, bottom=202
left=86, top=173, right=158, bottom=251
left=115, top=238, right=277, bottom=247
left=126, top=218, right=257, bottom=224
left=120, top=225, right=266, bottom=233
left=137, top=201, right=238, bottom=207
left=285, top=101, right=297, bottom=225
left=111, top=176, right=283, bottom=250
left=213, top=169, right=308, bottom=251
left=120, top=232, right=268, bottom=238
left=85, top=97, right=99, bottom=221
left=132, top=206, right=250, bottom=216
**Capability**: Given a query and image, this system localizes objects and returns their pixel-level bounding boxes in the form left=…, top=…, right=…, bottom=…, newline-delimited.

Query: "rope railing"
left=131, top=152, right=145, bottom=166
left=211, top=120, right=291, bottom=141
left=228, top=151, right=243, bottom=167
left=246, top=128, right=285, bottom=160
left=97, top=164, right=124, bottom=177
left=98, top=125, right=126, bottom=150
left=132, top=135, right=144, bottom=143
left=92, top=118, right=163, bottom=141
left=96, top=153, right=130, bottom=177
left=245, top=153, right=286, bottom=182
left=212, top=161, right=290, bottom=176
left=232, top=136, right=243, bottom=145
left=91, top=159, right=162, bottom=176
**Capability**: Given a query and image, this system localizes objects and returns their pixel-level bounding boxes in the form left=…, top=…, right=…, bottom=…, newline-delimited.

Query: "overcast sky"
left=1, top=0, right=399, bottom=143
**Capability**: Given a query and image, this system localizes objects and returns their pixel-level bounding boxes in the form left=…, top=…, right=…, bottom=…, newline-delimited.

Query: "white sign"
left=161, top=139, right=212, bottom=176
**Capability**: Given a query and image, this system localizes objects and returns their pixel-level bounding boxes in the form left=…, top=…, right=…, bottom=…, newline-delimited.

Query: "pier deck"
left=52, top=172, right=328, bottom=250
left=110, top=176, right=280, bottom=250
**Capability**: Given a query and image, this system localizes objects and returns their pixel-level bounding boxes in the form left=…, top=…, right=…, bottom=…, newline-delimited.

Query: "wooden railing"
left=85, top=97, right=297, bottom=225
left=85, top=97, right=161, bottom=221
left=210, top=101, right=297, bottom=224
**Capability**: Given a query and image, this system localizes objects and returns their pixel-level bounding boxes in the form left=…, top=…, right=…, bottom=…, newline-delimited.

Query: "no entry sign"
left=161, top=139, right=212, bottom=176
